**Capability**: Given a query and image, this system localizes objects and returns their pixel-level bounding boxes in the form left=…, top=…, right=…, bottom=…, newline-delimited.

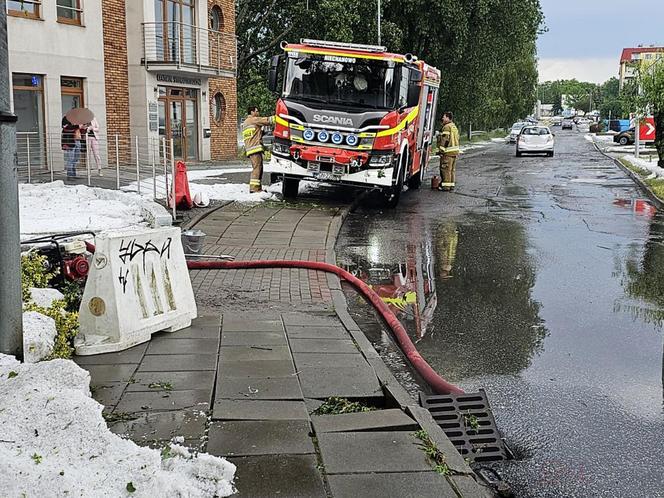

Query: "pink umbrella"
left=64, top=107, right=95, bottom=125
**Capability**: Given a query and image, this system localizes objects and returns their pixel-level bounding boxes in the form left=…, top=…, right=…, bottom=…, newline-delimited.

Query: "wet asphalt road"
left=334, top=131, right=664, bottom=497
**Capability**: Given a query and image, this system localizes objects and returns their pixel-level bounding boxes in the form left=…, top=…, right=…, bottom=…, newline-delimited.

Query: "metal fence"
left=16, top=131, right=180, bottom=220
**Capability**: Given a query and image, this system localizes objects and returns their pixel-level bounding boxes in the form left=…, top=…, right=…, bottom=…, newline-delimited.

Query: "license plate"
left=317, top=171, right=339, bottom=181
left=307, top=161, right=320, bottom=173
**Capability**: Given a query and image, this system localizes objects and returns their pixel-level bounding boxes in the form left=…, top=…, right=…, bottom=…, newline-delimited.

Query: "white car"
left=516, top=126, right=555, bottom=157
left=508, top=122, right=528, bottom=143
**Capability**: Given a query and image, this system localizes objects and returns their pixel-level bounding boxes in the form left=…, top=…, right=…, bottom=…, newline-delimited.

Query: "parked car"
left=562, top=118, right=574, bottom=130
left=608, top=119, right=631, bottom=133
left=516, top=126, right=555, bottom=157
left=613, top=128, right=635, bottom=146
left=508, top=122, right=528, bottom=142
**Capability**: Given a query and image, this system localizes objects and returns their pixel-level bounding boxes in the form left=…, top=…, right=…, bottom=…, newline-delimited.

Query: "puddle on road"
left=613, top=210, right=664, bottom=326
left=340, top=214, right=548, bottom=383
left=339, top=203, right=664, bottom=496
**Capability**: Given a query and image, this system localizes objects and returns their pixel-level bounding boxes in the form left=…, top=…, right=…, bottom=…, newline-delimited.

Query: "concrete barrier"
left=75, top=227, right=197, bottom=355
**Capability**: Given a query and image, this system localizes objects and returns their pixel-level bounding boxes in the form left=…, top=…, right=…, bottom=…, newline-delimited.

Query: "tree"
left=630, top=60, right=664, bottom=167
left=236, top=0, right=544, bottom=130
left=552, top=93, right=563, bottom=115
left=622, top=60, right=664, bottom=168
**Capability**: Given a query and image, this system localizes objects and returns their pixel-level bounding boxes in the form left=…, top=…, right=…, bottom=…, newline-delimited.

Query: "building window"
left=7, top=0, right=41, bottom=19
left=645, top=53, right=653, bottom=60
left=57, top=0, right=82, bottom=25
left=155, top=0, right=196, bottom=63
left=212, top=92, right=225, bottom=123
left=61, top=77, right=85, bottom=118
left=209, top=5, right=223, bottom=31
left=12, top=73, right=47, bottom=167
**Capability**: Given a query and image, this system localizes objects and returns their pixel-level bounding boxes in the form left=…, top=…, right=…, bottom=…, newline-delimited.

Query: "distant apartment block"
left=619, top=45, right=664, bottom=90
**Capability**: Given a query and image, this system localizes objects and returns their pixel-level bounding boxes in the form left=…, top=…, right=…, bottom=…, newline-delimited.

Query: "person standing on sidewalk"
left=437, top=111, right=460, bottom=191
left=61, top=117, right=82, bottom=178
left=86, top=117, right=103, bottom=176
left=242, top=106, right=275, bottom=193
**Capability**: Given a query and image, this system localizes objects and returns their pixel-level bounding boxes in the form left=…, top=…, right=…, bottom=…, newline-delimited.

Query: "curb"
left=592, top=142, right=664, bottom=210
left=139, top=202, right=173, bottom=228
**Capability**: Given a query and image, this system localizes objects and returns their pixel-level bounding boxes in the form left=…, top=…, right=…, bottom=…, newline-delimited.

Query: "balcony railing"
left=142, top=22, right=237, bottom=75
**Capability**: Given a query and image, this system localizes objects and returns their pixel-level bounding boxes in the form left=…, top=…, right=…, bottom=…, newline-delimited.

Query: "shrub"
left=21, top=252, right=57, bottom=301
left=23, top=300, right=79, bottom=359
left=21, top=253, right=80, bottom=359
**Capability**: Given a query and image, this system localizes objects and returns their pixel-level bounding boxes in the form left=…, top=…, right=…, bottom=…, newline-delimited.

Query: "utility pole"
left=377, top=0, right=381, bottom=46
left=0, top=0, right=23, bottom=358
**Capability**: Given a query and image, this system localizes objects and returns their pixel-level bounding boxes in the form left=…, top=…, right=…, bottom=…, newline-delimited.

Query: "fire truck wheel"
left=282, top=178, right=300, bottom=199
left=407, top=170, right=422, bottom=189
left=383, top=168, right=405, bottom=208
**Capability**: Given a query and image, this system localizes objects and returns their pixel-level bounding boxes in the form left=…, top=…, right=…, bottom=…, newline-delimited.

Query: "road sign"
left=640, top=117, right=656, bottom=142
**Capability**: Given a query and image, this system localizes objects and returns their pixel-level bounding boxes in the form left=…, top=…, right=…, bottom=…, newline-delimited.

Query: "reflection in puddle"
left=424, top=216, right=547, bottom=380
left=613, top=197, right=657, bottom=218
left=615, top=212, right=664, bottom=326
left=342, top=214, right=548, bottom=381
left=344, top=232, right=438, bottom=341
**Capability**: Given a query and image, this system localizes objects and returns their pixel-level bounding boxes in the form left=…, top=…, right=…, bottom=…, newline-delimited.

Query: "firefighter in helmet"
left=437, top=111, right=460, bottom=192
left=242, top=106, right=275, bottom=193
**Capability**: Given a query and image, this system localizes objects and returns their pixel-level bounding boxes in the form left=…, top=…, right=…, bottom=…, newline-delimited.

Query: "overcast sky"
left=537, top=0, right=664, bottom=83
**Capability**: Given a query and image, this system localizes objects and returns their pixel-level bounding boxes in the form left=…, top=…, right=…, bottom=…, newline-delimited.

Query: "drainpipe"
left=0, top=2, right=23, bottom=358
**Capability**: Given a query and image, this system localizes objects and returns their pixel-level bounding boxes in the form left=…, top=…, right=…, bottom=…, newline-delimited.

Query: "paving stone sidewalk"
left=77, top=201, right=489, bottom=497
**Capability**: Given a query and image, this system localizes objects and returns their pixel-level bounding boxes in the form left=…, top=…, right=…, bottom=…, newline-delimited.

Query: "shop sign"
left=156, top=74, right=202, bottom=86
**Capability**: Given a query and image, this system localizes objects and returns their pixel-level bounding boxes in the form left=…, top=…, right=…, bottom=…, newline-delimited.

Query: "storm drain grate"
left=419, top=388, right=510, bottom=463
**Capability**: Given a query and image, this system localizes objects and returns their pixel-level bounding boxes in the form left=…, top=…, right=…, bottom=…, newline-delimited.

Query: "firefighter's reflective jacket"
left=438, top=122, right=460, bottom=156
left=242, top=115, right=275, bottom=156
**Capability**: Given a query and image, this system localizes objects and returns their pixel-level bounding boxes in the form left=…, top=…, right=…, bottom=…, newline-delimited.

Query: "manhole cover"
left=419, top=388, right=510, bottom=463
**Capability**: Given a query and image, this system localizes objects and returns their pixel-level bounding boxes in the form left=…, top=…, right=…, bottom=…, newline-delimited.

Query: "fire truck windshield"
left=283, top=54, right=397, bottom=109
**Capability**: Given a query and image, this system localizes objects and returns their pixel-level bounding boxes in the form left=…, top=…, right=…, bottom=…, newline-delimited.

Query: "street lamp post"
left=0, top=0, right=23, bottom=358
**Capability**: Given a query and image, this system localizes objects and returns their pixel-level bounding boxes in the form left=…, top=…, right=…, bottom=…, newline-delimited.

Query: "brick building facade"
left=101, top=0, right=130, bottom=140
left=7, top=0, right=237, bottom=167
left=208, top=0, right=238, bottom=160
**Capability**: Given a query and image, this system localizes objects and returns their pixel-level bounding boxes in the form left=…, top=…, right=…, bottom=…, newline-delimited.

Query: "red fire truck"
left=265, top=39, right=441, bottom=207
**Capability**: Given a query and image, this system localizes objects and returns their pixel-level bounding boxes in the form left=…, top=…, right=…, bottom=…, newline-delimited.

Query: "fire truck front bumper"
left=266, top=155, right=395, bottom=188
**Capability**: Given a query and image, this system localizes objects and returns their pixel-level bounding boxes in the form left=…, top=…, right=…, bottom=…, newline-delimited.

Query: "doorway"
left=13, top=73, right=47, bottom=167
left=158, top=86, right=198, bottom=160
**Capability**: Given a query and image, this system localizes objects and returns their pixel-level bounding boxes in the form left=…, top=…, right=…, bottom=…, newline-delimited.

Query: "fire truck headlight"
left=346, top=134, right=359, bottom=146
left=303, top=128, right=315, bottom=141
left=369, top=154, right=393, bottom=167
left=331, top=132, right=343, bottom=145
left=317, top=130, right=330, bottom=142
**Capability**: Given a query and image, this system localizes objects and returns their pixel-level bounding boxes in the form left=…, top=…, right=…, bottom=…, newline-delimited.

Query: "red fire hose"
left=187, top=259, right=464, bottom=395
